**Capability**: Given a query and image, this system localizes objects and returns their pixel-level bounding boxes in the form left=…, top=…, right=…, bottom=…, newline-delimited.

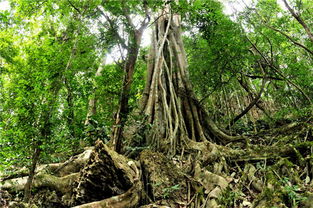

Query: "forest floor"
left=1, top=118, right=312, bottom=208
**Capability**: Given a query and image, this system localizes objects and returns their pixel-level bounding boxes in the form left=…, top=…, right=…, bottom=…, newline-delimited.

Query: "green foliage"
left=0, top=0, right=99, bottom=170
left=280, top=177, right=307, bottom=207
left=83, top=118, right=109, bottom=145
left=181, top=0, right=313, bottom=126
left=240, top=0, right=313, bottom=107
left=0, top=0, right=152, bottom=172
left=217, top=187, right=243, bottom=207
left=0, top=0, right=312, bottom=191
left=152, top=182, right=181, bottom=199
left=161, top=184, right=180, bottom=199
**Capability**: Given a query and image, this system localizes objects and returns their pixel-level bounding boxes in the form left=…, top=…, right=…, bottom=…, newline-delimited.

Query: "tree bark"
left=247, top=37, right=313, bottom=105
left=130, top=3, right=241, bottom=155
left=227, top=78, right=267, bottom=128
left=238, top=76, right=271, bottom=119
left=282, top=0, right=313, bottom=43
left=84, top=56, right=106, bottom=125
left=112, top=6, right=150, bottom=153
left=23, top=146, right=41, bottom=202
left=112, top=36, right=142, bottom=152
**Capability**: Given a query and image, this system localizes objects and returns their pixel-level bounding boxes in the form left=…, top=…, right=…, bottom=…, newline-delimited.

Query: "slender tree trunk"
left=23, top=10, right=85, bottom=202
left=237, top=76, right=271, bottom=119
left=23, top=146, right=41, bottom=202
left=23, top=26, right=79, bottom=200
left=112, top=31, right=145, bottom=153
left=65, top=79, right=76, bottom=139
left=109, top=1, right=150, bottom=153
left=84, top=56, right=106, bottom=125
left=227, top=78, right=267, bottom=128
left=23, top=102, right=56, bottom=202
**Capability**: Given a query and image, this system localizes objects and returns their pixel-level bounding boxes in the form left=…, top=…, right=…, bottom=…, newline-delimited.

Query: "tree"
left=0, top=0, right=99, bottom=201
left=1, top=1, right=313, bottom=207
left=238, top=0, right=313, bottom=119
left=124, top=1, right=240, bottom=156
left=109, top=0, right=151, bottom=153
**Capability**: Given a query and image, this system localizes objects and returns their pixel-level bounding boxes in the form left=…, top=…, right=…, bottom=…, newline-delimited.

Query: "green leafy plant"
left=217, top=187, right=242, bottom=207
left=162, top=184, right=180, bottom=199
left=281, top=177, right=307, bottom=207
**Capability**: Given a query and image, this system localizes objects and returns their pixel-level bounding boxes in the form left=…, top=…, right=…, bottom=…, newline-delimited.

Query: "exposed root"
left=1, top=173, right=79, bottom=194
left=1, top=147, right=92, bottom=181
left=2, top=123, right=312, bottom=208
left=71, top=140, right=141, bottom=206
left=1, top=141, right=142, bottom=208
left=72, top=181, right=141, bottom=208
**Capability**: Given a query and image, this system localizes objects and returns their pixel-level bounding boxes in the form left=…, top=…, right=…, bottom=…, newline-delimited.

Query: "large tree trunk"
left=132, top=4, right=239, bottom=156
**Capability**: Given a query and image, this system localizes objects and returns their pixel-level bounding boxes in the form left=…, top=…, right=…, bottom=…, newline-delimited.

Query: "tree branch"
left=247, top=37, right=312, bottom=105
left=244, top=74, right=283, bottom=81
left=122, top=1, right=136, bottom=30
left=282, top=0, right=313, bottom=43
left=227, top=63, right=267, bottom=128
left=237, top=75, right=272, bottom=119
left=266, top=25, right=313, bottom=56
left=97, top=7, right=128, bottom=49
left=67, top=0, right=81, bottom=14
